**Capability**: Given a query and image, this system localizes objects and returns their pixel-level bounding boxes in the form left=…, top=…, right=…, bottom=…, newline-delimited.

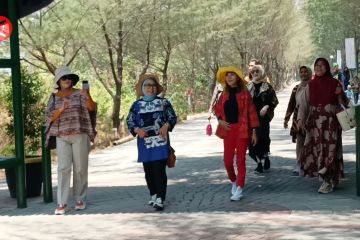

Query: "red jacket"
left=214, top=90, right=259, bottom=139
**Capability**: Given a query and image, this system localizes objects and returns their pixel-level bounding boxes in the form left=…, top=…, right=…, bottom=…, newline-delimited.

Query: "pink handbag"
left=206, top=120, right=213, bottom=136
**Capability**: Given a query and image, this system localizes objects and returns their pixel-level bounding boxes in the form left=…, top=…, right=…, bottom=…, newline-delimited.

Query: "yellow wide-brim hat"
left=216, top=66, right=246, bottom=85
left=135, top=73, right=164, bottom=97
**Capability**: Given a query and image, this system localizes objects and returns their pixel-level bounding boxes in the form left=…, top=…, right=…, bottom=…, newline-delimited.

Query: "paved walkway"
left=0, top=84, right=359, bottom=240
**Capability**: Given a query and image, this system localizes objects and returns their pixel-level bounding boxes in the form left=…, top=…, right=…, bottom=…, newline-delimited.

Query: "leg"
left=72, top=134, right=90, bottom=202
left=235, top=138, right=248, bottom=188
left=143, top=161, right=156, bottom=196
left=296, top=133, right=305, bottom=171
left=223, top=133, right=237, bottom=183
left=151, top=160, right=167, bottom=201
left=56, top=136, right=73, bottom=205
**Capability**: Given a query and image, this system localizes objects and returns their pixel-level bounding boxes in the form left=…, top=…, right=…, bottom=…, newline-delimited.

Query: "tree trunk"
left=112, top=19, right=124, bottom=134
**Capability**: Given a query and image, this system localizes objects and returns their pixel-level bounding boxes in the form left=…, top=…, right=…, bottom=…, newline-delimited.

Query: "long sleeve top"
left=45, top=89, right=96, bottom=145
left=126, top=97, right=177, bottom=163
left=214, top=89, right=259, bottom=139
left=247, top=82, right=279, bottom=121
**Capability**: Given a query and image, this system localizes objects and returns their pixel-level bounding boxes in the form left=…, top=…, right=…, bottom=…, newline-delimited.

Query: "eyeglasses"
left=144, top=84, right=157, bottom=88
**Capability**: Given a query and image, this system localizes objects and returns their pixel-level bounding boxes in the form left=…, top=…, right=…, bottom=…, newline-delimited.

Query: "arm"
left=296, top=85, right=309, bottom=130
left=81, top=89, right=96, bottom=112
left=163, top=99, right=177, bottom=131
left=126, top=102, right=141, bottom=137
left=267, top=85, right=279, bottom=111
left=46, top=94, right=69, bottom=123
left=335, top=84, right=349, bottom=107
left=247, top=91, right=260, bottom=145
left=159, top=99, right=177, bottom=138
left=284, top=86, right=297, bottom=128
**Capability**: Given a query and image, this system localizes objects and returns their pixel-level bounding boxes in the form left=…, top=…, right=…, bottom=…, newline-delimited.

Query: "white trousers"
left=56, top=134, right=90, bottom=205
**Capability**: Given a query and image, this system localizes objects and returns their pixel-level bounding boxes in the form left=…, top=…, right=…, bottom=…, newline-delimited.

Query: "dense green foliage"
left=0, top=67, right=45, bottom=155
left=4, top=0, right=358, bottom=149
left=305, top=0, right=360, bottom=65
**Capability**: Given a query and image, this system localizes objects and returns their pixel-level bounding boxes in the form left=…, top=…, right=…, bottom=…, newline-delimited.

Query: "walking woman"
left=297, top=58, right=347, bottom=194
left=213, top=66, right=259, bottom=201
left=284, top=66, right=312, bottom=175
left=247, top=65, right=278, bottom=173
left=126, top=73, right=177, bottom=210
left=45, top=66, right=96, bottom=215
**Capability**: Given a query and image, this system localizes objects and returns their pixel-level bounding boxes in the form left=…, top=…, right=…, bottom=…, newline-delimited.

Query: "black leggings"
left=143, top=160, right=167, bottom=201
left=249, top=118, right=271, bottom=162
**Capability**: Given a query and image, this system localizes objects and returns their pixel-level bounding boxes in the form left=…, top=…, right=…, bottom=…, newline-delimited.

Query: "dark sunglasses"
left=60, top=75, right=72, bottom=81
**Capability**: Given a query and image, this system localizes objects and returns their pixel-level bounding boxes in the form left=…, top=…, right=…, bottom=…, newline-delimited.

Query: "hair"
left=249, top=58, right=262, bottom=65
left=223, top=72, right=246, bottom=93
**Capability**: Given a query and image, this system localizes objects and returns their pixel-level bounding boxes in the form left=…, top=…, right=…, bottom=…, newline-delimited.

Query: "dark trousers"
left=249, top=118, right=271, bottom=162
left=143, top=160, right=167, bottom=201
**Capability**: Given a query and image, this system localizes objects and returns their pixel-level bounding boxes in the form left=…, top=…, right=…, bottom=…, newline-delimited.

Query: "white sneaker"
left=148, top=194, right=157, bottom=206
left=54, top=204, right=68, bottom=215
left=231, top=182, right=237, bottom=195
left=230, top=187, right=243, bottom=201
left=318, top=181, right=333, bottom=194
left=153, top=197, right=164, bottom=211
left=75, top=200, right=86, bottom=210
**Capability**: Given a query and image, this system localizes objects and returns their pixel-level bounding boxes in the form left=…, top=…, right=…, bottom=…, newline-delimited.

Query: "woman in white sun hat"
left=45, top=66, right=96, bottom=215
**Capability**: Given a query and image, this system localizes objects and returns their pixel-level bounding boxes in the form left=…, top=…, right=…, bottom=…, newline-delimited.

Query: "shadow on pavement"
left=0, top=154, right=358, bottom=216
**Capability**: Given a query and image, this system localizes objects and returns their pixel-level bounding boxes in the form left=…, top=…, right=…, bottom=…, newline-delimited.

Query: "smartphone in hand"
left=82, top=80, right=89, bottom=90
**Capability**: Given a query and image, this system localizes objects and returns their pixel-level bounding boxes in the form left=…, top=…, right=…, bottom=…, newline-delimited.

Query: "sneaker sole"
left=230, top=195, right=243, bottom=201
left=54, top=209, right=67, bottom=215
left=154, top=205, right=164, bottom=211
left=75, top=205, right=86, bottom=210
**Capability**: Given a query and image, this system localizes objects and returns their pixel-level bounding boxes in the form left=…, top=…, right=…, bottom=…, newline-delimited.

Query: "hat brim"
left=136, top=73, right=164, bottom=97
left=216, top=67, right=246, bottom=85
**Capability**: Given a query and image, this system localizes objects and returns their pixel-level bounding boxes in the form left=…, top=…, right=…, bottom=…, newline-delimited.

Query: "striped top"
left=45, top=89, right=96, bottom=145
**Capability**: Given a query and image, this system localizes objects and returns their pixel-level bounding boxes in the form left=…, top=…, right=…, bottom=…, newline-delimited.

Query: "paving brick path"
left=0, top=84, right=359, bottom=240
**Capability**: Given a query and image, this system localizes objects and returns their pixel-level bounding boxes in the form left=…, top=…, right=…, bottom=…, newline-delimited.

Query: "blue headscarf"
left=142, top=79, right=157, bottom=102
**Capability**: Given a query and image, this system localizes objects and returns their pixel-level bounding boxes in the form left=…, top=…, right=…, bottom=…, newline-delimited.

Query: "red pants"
left=223, top=123, right=248, bottom=188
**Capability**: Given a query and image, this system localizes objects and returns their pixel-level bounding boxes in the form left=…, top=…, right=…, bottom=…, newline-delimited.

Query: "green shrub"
left=2, top=66, right=45, bottom=155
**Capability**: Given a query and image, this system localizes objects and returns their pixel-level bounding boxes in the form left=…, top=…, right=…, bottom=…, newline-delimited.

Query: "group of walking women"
left=212, top=61, right=278, bottom=201
left=284, top=58, right=347, bottom=194
left=214, top=57, right=347, bottom=203
left=45, top=56, right=347, bottom=214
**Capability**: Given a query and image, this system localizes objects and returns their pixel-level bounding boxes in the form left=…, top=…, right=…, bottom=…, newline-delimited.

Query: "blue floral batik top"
left=126, top=97, right=177, bottom=163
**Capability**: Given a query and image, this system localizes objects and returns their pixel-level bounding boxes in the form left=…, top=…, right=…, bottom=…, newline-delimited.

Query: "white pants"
left=56, top=134, right=90, bottom=205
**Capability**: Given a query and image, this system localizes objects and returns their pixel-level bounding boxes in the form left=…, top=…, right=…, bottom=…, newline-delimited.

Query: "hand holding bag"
left=336, top=104, right=356, bottom=131
left=206, top=120, right=212, bottom=136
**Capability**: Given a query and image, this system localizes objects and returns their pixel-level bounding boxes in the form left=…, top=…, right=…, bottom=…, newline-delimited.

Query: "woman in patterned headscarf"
left=284, top=66, right=312, bottom=175
left=297, top=58, right=347, bottom=194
